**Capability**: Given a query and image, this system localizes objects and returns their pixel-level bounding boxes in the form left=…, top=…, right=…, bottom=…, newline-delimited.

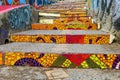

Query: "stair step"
left=39, top=16, right=94, bottom=26
left=0, top=42, right=120, bottom=69
left=41, top=2, right=87, bottom=11
left=10, top=30, right=110, bottom=44
left=50, top=1, right=87, bottom=6
left=32, top=23, right=97, bottom=30
left=39, top=16, right=92, bottom=24
left=39, top=11, right=87, bottom=17
left=38, top=9, right=87, bottom=13
left=0, top=43, right=119, bottom=53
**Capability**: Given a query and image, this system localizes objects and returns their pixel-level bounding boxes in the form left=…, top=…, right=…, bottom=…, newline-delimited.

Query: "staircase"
left=0, top=1, right=120, bottom=70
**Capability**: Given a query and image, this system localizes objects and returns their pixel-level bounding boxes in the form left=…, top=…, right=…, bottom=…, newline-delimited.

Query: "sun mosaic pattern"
left=2, top=52, right=120, bottom=69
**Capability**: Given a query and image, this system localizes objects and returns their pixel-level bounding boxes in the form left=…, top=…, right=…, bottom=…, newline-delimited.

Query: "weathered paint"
left=0, top=5, right=30, bottom=44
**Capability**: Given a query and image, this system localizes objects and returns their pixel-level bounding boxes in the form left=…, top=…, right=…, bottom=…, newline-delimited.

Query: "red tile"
left=66, top=35, right=84, bottom=44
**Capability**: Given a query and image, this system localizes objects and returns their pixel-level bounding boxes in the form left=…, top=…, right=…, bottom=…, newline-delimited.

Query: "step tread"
left=0, top=42, right=119, bottom=54
left=12, top=30, right=109, bottom=35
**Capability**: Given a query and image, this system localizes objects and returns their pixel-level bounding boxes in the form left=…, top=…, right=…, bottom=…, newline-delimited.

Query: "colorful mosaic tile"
left=96, top=54, right=117, bottom=68
left=10, top=34, right=110, bottom=44
left=39, top=16, right=93, bottom=25
left=53, top=18, right=68, bottom=24
left=0, top=52, right=3, bottom=65
left=10, top=35, right=31, bottom=42
left=77, top=17, right=92, bottom=23
left=37, top=53, right=59, bottom=67
left=60, top=12, right=87, bottom=17
left=5, top=52, right=41, bottom=66
left=53, top=17, right=91, bottom=24
left=4, top=52, right=120, bottom=69
left=31, top=23, right=97, bottom=30
left=84, top=35, right=110, bottom=44
left=31, top=23, right=65, bottom=30
left=51, top=18, right=97, bottom=30
left=66, top=35, right=84, bottom=44
left=32, top=35, right=66, bottom=44
left=65, top=23, right=97, bottom=30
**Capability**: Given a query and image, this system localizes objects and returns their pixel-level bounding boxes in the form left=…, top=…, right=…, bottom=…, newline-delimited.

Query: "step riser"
left=41, top=17, right=92, bottom=23
left=40, top=8, right=87, bottom=10
left=38, top=17, right=96, bottom=29
left=0, top=52, right=119, bottom=69
left=32, top=23, right=97, bottom=30
left=46, top=6, right=86, bottom=10
left=39, top=17, right=93, bottom=24
left=39, top=12, right=87, bottom=17
left=40, top=9, right=87, bottom=13
left=39, top=15, right=90, bottom=19
left=49, top=2, right=87, bottom=6
left=10, top=35, right=110, bottom=44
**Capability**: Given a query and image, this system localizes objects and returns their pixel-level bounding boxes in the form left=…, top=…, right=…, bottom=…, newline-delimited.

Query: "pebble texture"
left=0, top=42, right=120, bottom=54
left=0, top=66, right=120, bottom=80
left=13, top=30, right=109, bottom=35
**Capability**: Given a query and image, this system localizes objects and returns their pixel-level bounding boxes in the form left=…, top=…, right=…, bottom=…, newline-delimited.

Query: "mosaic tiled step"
left=44, top=2, right=87, bottom=9
left=0, top=43, right=120, bottom=69
left=37, top=8, right=87, bottom=13
left=31, top=23, right=97, bottom=30
left=38, top=9, right=87, bottom=13
left=39, top=12, right=87, bottom=17
left=40, top=5, right=87, bottom=10
left=39, top=14, right=87, bottom=20
left=10, top=30, right=111, bottom=44
left=41, top=4, right=87, bottom=10
left=39, top=11, right=87, bottom=17
left=39, top=16, right=92, bottom=24
left=42, top=5, right=87, bottom=10
left=50, top=3, right=86, bottom=6
left=46, top=1, right=87, bottom=5
left=0, top=53, right=3, bottom=65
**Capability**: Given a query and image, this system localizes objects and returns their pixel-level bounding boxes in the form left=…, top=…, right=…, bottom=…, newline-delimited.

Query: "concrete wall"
left=0, top=5, right=31, bottom=44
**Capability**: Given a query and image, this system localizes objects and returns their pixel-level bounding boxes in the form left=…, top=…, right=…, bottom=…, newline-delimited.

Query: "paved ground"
left=0, top=66, right=120, bottom=80
left=0, top=42, right=120, bottom=54
left=13, top=30, right=109, bottom=35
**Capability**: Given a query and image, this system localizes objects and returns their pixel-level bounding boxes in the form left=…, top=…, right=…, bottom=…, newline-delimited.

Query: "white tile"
left=45, top=69, right=69, bottom=79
